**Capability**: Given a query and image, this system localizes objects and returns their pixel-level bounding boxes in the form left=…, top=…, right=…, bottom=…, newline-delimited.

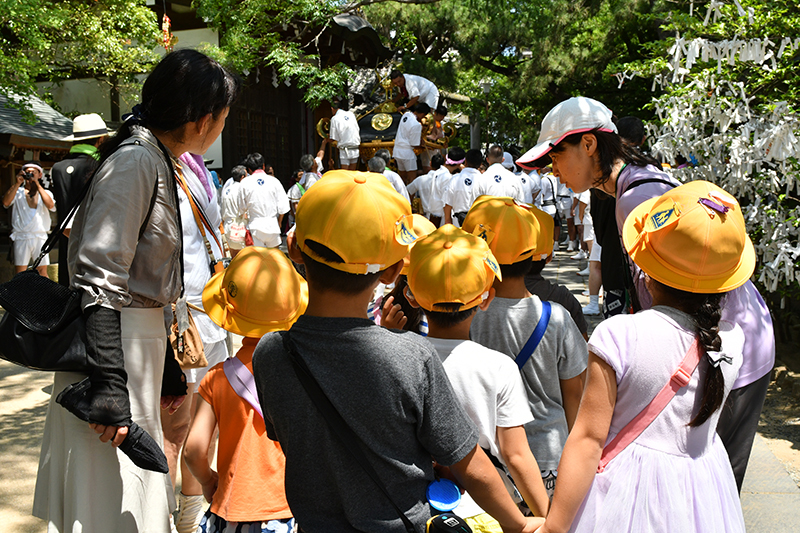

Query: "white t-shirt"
left=329, top=109, right=361, bottom=158
left=443, top=167, right=482, bottom=215
left=239, top=170, right=290, bottom=245
left=393, top=111, right=422, bottom=160
left=429, top=167, right=452, bottom=218
left=428, top=337, right=534, bottom=518
left=8, top=187, right=55, bottom=239
left=300, top=172, right=318, bottom=190
left=524, top=171, right=543, bottom=204
left=381, top=169, right=411, bottom=203
left=475, top=163, right=524, bottom=202
left=220, top=178, right=243, bottom=227
left=406, top=171, right=436, bottom=216
left=403, top=74, right=439, bottom=109
left=536, top=173, right=558, bottom=216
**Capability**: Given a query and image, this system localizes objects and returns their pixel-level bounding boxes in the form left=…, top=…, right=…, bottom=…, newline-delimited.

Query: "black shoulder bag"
left=0, top=139, right=161, bottom=371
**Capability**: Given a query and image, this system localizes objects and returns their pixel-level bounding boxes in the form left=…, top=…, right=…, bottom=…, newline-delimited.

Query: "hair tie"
left=123, top=104, right=148, bottom=123
left=706, top=350, right=732, bottom=368
left=445, top=157, right=465, bottom=165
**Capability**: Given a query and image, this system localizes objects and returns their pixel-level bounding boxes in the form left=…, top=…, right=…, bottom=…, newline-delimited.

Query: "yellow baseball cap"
left=395, top=214, right=438, bottom=275
left=622, top=180, right=756, bottom=294
left=461, top=196, right=554, bottom=264
left=407, top=224, right=502, bottom=312
left=295, top=170, right=411, bottom=274
left=202, top=247, right=308, bottom=337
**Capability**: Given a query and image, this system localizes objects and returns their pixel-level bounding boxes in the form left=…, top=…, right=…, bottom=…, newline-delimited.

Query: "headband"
left=445, top=157, right=465, bottom=165
left=22, top=164, right=44, bottom=174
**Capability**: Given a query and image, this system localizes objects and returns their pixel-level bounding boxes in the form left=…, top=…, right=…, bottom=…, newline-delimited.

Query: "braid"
left=688, top=293, right=725, bottom=427
left=652, top=280, right=727, bottom=427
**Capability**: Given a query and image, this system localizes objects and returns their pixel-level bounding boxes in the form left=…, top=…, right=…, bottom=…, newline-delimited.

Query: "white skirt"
left=33, top=307, right=175, bottom=533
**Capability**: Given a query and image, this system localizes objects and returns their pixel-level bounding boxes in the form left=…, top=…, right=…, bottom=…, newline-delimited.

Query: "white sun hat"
left=63, top=113, right=112, bottom=141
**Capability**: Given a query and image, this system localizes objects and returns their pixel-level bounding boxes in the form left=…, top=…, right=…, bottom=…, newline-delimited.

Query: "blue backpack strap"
left=515, top=301, right=551, bottom=370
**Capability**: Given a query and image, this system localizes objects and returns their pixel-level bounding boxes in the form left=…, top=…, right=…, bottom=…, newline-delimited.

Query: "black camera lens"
left=24, top=171, right=34, bottom=179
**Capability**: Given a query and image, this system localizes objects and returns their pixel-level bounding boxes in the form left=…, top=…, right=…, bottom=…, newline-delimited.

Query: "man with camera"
left=2, top=162, right=56, bottom=277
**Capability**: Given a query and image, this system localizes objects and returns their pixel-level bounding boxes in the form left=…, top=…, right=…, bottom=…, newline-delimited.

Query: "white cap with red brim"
left=516, top=97, right=617, bottom=169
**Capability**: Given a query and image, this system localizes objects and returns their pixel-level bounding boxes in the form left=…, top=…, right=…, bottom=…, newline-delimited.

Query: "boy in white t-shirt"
left=404, top=224, right=549, bottom=531
left=463, top=197, right=588, bottom=497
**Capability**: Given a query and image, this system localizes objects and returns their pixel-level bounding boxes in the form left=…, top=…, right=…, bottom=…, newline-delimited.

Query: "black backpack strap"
left=281, top=332, right=419, bottom=533
left=621, top=177, right=678, bottom=196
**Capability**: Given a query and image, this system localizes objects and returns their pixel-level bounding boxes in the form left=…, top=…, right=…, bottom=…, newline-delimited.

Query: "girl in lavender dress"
left=538, top=181, right=753, bottom=533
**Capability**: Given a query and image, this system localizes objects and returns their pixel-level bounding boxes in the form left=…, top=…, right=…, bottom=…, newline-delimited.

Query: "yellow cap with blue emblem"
left=406, top=224, right=502, bottom=312
left=295, top=170, right=411, bottom=274
left=461, top=195, right=554, bottom=265
left=622, top=180, right=756, bottom=293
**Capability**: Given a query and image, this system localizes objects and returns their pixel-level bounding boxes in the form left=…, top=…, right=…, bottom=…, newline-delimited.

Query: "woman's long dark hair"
left=549, top=128, right=661, bottom=189
left=100, top=49, right=240, bottom=162
left=653, top=279, right=727, bottom=427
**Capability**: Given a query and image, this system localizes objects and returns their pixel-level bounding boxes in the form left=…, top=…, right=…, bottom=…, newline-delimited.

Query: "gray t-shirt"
left=253, top=316, right=479, bottom=532
left=471, top=296, right=588, bottom=470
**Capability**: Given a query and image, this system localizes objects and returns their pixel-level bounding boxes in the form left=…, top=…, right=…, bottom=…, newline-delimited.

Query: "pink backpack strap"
left=223, top=357, right=264, bottom=420
left=597, top=339, right=702, bottom=473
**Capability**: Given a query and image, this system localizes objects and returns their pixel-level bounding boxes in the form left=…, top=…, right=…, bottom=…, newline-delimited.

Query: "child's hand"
left=381, top=296, right=408, bottom=330
left=200, top=469, right=219, bottom=503
left=519, top=517, right=545, bottom=533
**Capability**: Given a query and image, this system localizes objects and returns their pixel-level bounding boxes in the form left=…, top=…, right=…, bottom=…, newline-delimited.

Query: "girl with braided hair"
left=536, top=181, right=753, bottom=533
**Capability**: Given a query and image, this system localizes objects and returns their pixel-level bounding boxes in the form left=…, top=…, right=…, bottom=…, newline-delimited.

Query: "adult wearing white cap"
left=50, top=113, right=110, bottom=285
left=517, top=95, right=774, bottom=493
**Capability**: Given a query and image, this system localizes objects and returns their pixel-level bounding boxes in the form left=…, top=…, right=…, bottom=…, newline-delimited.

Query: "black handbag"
left=0, top=270, right=88, bottom=371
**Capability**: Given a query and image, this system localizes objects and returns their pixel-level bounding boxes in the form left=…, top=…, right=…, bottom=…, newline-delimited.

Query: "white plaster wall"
left=37, top=28, right=225, bottom=168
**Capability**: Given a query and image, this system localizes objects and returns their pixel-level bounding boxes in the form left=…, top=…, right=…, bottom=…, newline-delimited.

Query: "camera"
left=24, top=171, right=34, bottom=180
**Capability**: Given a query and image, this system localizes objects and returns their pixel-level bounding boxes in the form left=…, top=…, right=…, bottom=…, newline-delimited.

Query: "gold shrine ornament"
left=371, top=113, right=393, bottom=131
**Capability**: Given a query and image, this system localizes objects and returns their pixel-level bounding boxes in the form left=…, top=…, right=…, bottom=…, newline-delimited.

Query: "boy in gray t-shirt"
left=463, top=196, right=588, bottom=494
left=253, top=172, right=543, bottom=533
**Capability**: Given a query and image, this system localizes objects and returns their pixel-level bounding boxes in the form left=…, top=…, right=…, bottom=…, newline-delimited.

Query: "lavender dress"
left=571, top=306, right=745, bottom=533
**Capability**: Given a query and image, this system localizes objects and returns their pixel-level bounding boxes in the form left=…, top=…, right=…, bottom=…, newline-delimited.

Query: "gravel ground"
left=759, top=372, right=800, bottom=488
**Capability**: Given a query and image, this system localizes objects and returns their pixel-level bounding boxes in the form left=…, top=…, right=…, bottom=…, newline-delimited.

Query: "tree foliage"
left=614, top=0, right=800, bottom=298
left=194, top=0, right=355, bottom=105
left=0, top=0, right=160, bottom=122
left=364, top=0, right=659, bottom=145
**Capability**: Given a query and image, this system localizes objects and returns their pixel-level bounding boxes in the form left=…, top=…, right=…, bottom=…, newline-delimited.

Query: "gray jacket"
left=68, top=126, right=182, bottom=311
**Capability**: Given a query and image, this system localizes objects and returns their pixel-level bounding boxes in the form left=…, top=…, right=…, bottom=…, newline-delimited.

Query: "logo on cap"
left=227, top=281, right=238, bottom=297
left=650, top=208, right=675, bottom=229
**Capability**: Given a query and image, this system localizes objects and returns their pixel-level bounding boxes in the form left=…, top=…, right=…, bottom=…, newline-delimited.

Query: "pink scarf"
left=179, top=153, right=213, bottom=201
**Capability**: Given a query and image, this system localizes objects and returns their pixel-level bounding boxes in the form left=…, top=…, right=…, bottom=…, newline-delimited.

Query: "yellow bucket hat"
left=461, top=196, right=554, bottom=264
left=395, top=213, right=438, bottom=276
left=407, top=224, right=502, bottom=312
left=202, top=247, right=308, bottom=337
left=295, top=170, right=411, bottom=274
left=622, top=180, right=756, bottom=294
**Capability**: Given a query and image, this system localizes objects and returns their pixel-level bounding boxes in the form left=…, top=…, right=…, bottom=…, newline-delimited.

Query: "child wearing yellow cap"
left=404, top=224, right=550, bottom=531
left=251, top=170, right=543, bottom=533
left=463, top=196, right=588, bottom=497
left=183, top=247, right=308, bottom=533
left=539, top=181, right=751, bottom=533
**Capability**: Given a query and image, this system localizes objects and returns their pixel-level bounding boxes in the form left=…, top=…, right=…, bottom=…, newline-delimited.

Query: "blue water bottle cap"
left=427, top=478, right=461, bottom=512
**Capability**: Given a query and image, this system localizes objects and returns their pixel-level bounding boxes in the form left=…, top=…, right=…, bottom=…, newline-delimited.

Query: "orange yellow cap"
left=202, top=247, right=308, bottom=336
left=622, top=180, right=756, bottom=294
left=461, top=196, right=554, bottom=264
left=407, top=225, right=502, bottom=312
left=295, top=170, right=411, bottom=274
